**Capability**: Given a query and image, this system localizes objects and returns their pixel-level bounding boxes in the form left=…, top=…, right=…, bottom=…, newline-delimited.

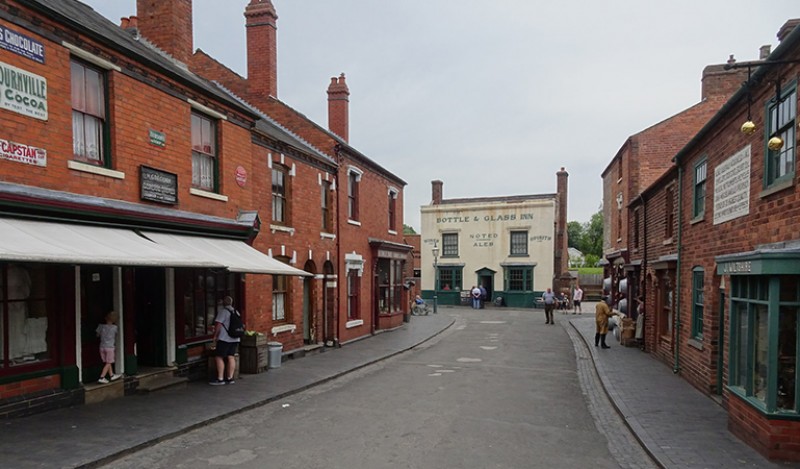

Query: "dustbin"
left=267, top=341, right=283, bottom=369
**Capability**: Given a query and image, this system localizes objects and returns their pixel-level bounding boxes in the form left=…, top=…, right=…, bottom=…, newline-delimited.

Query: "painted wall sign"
left=714, top=145, right=751, bottom=225
left=719, top=261, right=752, bottom=274
left=0, top=61, right=47, bottom=120
left=0, top=138, right=45, bottom=166
left=140, top=166, right=178, bottom=205
left=235, top=166, right=247, bottom=187
left=436, top=213, right=535, bottom=224
left=0, top=25, right=45, bottom=63
left=148, top=129, right=166, bottom=148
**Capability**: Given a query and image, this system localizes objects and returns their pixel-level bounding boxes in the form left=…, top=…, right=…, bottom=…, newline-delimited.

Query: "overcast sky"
left=81, top=0, right=798, bottom=231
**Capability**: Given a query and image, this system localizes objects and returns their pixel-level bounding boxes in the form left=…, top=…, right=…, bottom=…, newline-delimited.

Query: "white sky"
left=80, top=1, right=799, bottom=231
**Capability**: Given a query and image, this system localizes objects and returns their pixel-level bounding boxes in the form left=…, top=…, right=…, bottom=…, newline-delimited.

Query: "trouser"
left=544, top=304, right=554, bottom=323
left=594, top=333, right=609, bottom=347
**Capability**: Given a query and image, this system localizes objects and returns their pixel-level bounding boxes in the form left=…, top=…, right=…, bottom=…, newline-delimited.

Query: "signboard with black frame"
left=140, top=166, right=178, bottom=205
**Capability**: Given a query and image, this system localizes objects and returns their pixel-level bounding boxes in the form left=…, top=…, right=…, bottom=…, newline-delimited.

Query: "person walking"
left=572, top=286, right=583, bottom=314
left=96, top=311, right=122, bottom=384
left=479, top=285, right=487, bottom=309
left=210, top=296, right=241, bottom=385
left=471, top=286, right=481, bottom=309
left=595, top=296, right=619, bottom=349
left=541, top=288, right=556, bottom=324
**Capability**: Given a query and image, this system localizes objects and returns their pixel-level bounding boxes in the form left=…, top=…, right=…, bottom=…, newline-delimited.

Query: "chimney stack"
left=245, top=0, right=279, bottom=101
left=778, top=19, right=800, bottom=43
left=701, top=62, right=749, bottom=101
left=327, top=73, right=350, bottom=142
left=136, top=0, right=193, bottom=64
left=760, top=45, right=772, bottom=60
left=555, top=168, right=569, bottom=283
left=432, top=180, right=443, bottom=205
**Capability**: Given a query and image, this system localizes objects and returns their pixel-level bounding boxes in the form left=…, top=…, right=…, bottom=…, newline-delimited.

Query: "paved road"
left=101, top=308, right=654, bottom=469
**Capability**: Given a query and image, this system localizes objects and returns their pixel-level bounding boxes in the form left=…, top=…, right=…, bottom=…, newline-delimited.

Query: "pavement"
left=0, top=304, right=794, bottom=469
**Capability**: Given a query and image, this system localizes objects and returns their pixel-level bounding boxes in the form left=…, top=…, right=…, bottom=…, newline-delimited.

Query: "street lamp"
left=432, top=242, right=439, bottom=314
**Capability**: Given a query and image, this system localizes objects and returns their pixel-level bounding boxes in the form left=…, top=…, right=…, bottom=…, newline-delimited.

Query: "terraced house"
left=0, top=0, right=409, bottom=417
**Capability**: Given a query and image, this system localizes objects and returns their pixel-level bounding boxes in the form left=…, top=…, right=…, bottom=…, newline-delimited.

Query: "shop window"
left=0, top=264, right=53, bottom=371
left=730, top=275, right=800, bottom=414
left=71, top=59, right=108, bottom=166
left=766, top=84, right=796, bottom=187
left=347, top=269, right=360, bottom=319
left=378, top=258, right=405, bottom=313
left=191, top=111, right=218, bottom=192
left=272, top=164, right=289, bottom=224
left=442, top=233, right=458, bottom=257
left=693, top=158, right=707, bottom=219
left=177, top=269, right=236, bottom=341
left=691, top=268, right=704, bottom=340
left=510, top=231, right=528, bottom=256
left=506, top=267, right=533, bottom=292
left=438, top=267, right=462, bottom=292
left=321, top=180, right=332, bottom=232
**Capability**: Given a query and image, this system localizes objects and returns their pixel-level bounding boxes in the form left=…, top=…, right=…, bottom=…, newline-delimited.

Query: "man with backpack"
left=210, top=296, right=243, bottom=385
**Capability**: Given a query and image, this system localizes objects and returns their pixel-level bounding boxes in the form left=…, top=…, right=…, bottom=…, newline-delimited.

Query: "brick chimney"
left=327, top=73, right=350, bottom=142
left=245, top=0, right=278, bottom=100
left=778, top=19, right=800, bottom=43
left=555, top=168, right=569, bottom=281
left=136, top=0, right=193, bottom=64
left=431, top=180, right=443, bottom=205
left=701, top=62, right=749, bottom=101
left=760, top=45, right=772, bottom=60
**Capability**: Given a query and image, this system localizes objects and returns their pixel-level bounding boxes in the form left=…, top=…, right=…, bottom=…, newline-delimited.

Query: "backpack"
left=225, top=307, right=245, bottom=338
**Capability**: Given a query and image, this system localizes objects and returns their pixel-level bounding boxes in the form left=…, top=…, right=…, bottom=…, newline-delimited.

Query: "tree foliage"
left=403, top=224, right=417, bottom=235
left=567, top=210, right=603, bottom=262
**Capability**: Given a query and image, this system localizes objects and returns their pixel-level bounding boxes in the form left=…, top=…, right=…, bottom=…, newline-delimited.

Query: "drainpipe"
left=674, top=166, right=683, bottom=373
left=638, top=193, right=647, bottom=352
left=716, top=284, right=726, bottom=394
left=333, top=144, right=342, bottom=347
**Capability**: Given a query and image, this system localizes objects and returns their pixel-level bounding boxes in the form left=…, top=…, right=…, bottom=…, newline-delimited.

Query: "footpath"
left=1, top=305, right=794, bottom=468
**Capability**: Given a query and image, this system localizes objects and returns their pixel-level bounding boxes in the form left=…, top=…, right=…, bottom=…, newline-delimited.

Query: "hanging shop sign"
left=0, top=25, right=45, bottom=63
left=714, top=145, right=750, bottom=225
left=148, top=129, right=166, bottom=148
left=140, top=166, right=178, bottom=205
left=235, top=166, right=247, bottom=187
left=0, top=61, right=47, bottom=120
left=0, top=138, right=46, bottom=166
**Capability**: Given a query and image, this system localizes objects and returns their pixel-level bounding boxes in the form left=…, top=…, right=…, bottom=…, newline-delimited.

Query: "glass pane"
left=754, top=304, right=769, bottom=402
left=72, top=111, right=85, bottom=156
left=85, top=115, right=103, bottom=162
left=736, top=301, right=748, bottom=386
left=71, top=61, right=85, bottom=110
left=778, top=307, right=797, bottom=411
left=85, top=67, right=104, bottom=118
left=781, top=276, right=799, bottom=303
left=192, top=152, right=213, bottom=190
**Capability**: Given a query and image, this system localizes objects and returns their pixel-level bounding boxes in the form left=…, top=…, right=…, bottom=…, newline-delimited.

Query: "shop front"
left=371, top=239, right=413, bottom=330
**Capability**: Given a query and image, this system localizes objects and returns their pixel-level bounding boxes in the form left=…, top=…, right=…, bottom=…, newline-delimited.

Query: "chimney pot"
left=120, top=17, right=130, bottom=29
left=727, top=54, right=736, bottom=65
left=778, top=19, right=800, bottom=43
left=759, top=45, right=772, bottom=59
left=432, top=180, right=443, bottom=205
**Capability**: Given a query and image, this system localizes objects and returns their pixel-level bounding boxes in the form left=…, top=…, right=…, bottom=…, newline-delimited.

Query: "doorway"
left=80, top=266, right=114, bottom=383
left=134, top=268, right=166, bottom=368
left=476, top=268, right=495, bottom=303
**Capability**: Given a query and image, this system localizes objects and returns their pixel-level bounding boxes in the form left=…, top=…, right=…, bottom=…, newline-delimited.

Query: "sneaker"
left=110, top=374, right=122, bottom=381
left=98, top=377, right=109, bottom=384
left=209, top=379, right=226, bottom=386
left=225, top=378, right=235, bottom=385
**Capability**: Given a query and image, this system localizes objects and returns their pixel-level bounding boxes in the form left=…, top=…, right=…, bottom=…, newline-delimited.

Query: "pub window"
left=691, top=268, right=704, bottom=340
left=272, top=164, right=289, bottom=224
left=0, top=264, right=54, bottom=372
left=437, top=267, right=462, bottom=292
left=506, top=267, right=533, bottom=292
left=71, top=59, right=108, bottom=166
left=191, top=111, right=218, bottom=192
left=321, top=180, right=332, bottom=232
left=442, top=233, right=458, bottom=257
left=510, top=231, right=528, bottom=256
left=766, top=83, right=796, bottom=187
left=693, top=158, right=707, bottom=219
left=730, top=275, right=800, bottom=414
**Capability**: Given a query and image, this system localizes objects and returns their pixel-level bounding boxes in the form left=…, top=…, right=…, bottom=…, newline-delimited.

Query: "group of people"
left=538, top=287, right=621, bottom=350
left=470, top=285, right=487, bottom=309
left=540, top=286, right=584, bottom=324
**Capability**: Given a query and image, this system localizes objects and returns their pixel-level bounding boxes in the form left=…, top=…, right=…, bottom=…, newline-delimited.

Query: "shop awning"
left=142, top=231, right=312, bottom=276
left=0, top=217, right=223, bottom=268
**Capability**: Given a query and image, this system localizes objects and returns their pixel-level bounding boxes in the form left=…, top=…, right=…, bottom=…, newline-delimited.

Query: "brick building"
left=618, top=19, right=800, bottom=461
left=0, top=0, right=409, bottom=417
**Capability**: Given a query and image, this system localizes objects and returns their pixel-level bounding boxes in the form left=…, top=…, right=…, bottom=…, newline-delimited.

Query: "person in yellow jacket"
left=595, top=296, right=619, bottom=349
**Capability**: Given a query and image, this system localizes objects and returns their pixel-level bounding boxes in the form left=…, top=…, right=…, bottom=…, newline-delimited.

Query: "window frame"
left=437, top=266, right=463, bottom=292
left=442, top=233, right=459, bottom=258
left=321, top=180, right=332, bottom=232
left=347, top=268, right=360, bottom=320
left=191, top=111, right=219, bottom=192
left=505, top=266, right=534, bottom=292
left=272, top=164, right=289, bottom=225
left=665, top=186, right=675, bottom=240
left=691, top=267, right=704, bottom=340
left=693, top=158, right=707, bottom=219
left=764, top=81, right=797, bottom=188
left=388, top=190, right=397, bottom=232
left=176, top=269, right=237, bottom=343
left=510, top=230, right=528, bottom=256
left=348, top=171, right=360, bottom=221
left=71, top=58, right=110, bottom=167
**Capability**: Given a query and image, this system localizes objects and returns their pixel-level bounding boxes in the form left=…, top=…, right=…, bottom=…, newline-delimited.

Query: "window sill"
left=320, top=232, right=336, bottom=240
left=388, top=230, right=398, bottom=235
left=190, top=187, right=228, bottom=202
left=270, top=324, right=296, bottom=335
left=345, top=319, right=364, bottom=329
left=760, top=179, right=794, bottom=198
left=663, top=238, right=673, bottom=246
left=347, top=219, right=361, bottom=226
left=270, top=224, right=295, bottom=235
left=509, top=253, right=529, bottom=257
left=68, top=160, right=125, bottom=179
left=690, top=215, right=704, bottom=225
left=688, top=338, right=703, bottom=350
